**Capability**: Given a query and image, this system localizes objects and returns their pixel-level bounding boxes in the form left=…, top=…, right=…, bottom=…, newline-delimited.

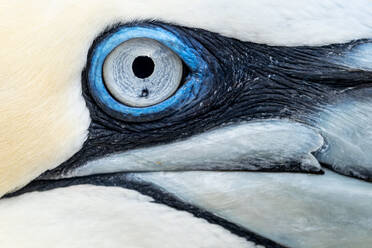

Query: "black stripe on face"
left=41, top=21, right=372, bottom=178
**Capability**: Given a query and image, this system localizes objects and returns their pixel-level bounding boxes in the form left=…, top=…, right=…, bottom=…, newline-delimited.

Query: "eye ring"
left=88, top=25, right=208, bottom=122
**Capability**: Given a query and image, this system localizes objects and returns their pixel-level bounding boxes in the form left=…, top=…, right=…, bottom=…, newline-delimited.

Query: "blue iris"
left=88, top=25, right=209, bottom=122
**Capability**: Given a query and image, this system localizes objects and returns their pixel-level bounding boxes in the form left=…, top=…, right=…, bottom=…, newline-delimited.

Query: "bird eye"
left=88, top=25, right=208, bottom=122
left=103, top=38, right=183, bottom=107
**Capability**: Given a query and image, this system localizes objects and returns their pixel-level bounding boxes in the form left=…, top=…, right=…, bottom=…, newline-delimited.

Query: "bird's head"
left=1, top=1, right=372, bottom=247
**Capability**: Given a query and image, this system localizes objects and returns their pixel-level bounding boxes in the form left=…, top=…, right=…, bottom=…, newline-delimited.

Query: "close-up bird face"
left=0, top=1, right=372, bottom=247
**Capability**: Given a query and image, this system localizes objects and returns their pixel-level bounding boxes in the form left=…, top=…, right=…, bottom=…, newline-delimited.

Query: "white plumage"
left=0, top=1, right=372, bottom=248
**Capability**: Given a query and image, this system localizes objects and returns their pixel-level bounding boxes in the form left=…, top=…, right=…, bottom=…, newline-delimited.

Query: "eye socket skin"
left=88, top=25, right=210, bottom=122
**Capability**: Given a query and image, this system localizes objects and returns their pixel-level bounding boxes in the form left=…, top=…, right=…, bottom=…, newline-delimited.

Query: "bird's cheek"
left=0, top=79, right=90, bottom=198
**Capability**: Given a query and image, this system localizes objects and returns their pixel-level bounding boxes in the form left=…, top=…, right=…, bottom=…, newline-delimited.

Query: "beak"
left=40, top=119, right=324, bottom=180
left=128, top=168, right=372, bottom=248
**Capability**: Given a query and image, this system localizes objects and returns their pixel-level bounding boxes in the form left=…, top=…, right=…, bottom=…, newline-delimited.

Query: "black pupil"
left=132, top=56, right=155, bottom=79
